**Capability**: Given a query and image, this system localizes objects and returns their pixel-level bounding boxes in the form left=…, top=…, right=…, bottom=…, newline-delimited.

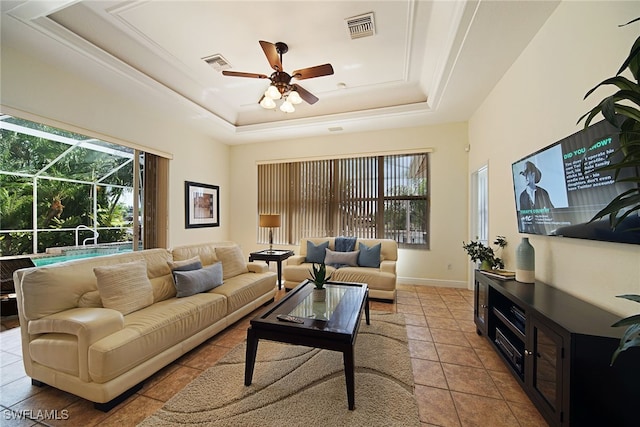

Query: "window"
left=0, top=115, right=168, bottom=255
left=258, top=152, right=429, bottom=249
left=471, top=164, right=489, bottom=245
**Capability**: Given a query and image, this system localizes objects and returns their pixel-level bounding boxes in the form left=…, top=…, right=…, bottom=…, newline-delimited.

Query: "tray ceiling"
left=1, top=1, right=559, bottom=144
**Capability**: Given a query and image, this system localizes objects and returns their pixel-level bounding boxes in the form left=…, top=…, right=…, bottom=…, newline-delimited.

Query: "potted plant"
left=309, top=262, right=332, bottom=301
left=462, top=236, right=507, bottom=270
left=579, top=17, right=640, bottom=230
left=579, top=18, right=640, bottom=364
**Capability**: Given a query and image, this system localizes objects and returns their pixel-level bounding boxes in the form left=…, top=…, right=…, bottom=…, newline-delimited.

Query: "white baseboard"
left=397, top=276, right=468, bottom=289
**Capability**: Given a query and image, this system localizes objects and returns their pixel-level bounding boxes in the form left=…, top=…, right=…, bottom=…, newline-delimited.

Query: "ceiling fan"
left=222, top=41, right=334, bottom=112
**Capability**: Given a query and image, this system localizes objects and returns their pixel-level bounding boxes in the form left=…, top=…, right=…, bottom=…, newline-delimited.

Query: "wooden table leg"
left=276, top=260, right=283, bottom=290
left=343, top=346, right=355, bottom=410
left=365, top=292, right=370, bottom=325
left=245, top=327, right=258, bottom=386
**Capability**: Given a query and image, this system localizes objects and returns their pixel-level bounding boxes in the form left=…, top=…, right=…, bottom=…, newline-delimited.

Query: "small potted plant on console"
left=309, top=262, right=332, bottom=302
left=462, top=236, right=507, bottom=271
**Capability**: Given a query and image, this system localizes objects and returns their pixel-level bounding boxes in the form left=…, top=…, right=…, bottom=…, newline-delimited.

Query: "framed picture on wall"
left=185, top=181, right=220, bottom=228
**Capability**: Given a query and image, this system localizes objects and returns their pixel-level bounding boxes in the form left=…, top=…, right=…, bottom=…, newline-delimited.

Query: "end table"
left=248, top=249, right=294, bottom=290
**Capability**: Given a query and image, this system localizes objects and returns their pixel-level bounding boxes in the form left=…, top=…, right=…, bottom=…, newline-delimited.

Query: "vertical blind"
left=258, top=152, right=429, bottom=248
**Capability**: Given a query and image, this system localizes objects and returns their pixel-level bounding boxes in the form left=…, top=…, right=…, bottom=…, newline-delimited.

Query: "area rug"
left=139, top=311, right=420, bottom=426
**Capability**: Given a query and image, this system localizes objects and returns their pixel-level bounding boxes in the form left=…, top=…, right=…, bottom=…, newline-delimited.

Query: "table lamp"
left=259, top=214, right=281, bottom=252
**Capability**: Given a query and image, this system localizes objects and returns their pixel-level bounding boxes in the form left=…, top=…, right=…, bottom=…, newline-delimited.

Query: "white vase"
left=312, top=288, right=326, bottom=302
left=516, top=237, right=535, bottom=283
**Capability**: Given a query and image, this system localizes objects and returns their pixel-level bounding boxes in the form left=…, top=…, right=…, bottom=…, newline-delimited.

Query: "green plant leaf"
left=583, top=76, right=639, bottom=99
left=611, top=334, right=640, bottom=365
left=589, top=190, right=640, bottom=229
left=617, top=294, right=640, bottom=303
left=612, top=314, right=640, bottom=328
left=615, top=34, right=640, bottom=78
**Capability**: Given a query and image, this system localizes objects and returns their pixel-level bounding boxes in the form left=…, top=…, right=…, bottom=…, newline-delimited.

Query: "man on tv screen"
left=519, top=161, right=554, bottom=211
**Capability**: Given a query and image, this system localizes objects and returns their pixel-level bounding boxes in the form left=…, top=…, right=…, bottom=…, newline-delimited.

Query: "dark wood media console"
left=474, top=270, right=639, bottom=426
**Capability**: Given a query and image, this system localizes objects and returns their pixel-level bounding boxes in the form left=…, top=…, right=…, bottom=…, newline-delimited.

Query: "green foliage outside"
left=0, top=122, right=135, bottom=256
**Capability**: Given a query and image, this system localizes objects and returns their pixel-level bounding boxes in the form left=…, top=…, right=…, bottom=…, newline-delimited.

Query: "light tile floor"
left=0, top=284, right=548, bottom=426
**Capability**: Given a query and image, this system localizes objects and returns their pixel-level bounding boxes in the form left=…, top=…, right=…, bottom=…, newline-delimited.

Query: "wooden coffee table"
left=245, top=280, right=369, bottom=410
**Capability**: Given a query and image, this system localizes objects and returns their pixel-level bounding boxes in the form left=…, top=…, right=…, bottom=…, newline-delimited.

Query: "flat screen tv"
left=511, top=119, right=640, bottom=245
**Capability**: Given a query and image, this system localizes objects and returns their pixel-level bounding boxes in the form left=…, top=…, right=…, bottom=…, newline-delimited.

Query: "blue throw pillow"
left=173, top=262, right=223, bottom=297
left=306, top=240, right=329, bottom=264
left=358, top=242, right=381, bottom=268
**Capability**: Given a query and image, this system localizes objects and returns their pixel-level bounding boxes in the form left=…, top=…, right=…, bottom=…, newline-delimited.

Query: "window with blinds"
left=258, top=152, right=429, bottom=249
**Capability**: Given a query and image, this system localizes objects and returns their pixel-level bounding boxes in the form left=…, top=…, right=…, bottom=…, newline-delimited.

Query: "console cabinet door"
left=527, top=316, right=566, bottom=425
left=474, top=273, right=489, bottom=336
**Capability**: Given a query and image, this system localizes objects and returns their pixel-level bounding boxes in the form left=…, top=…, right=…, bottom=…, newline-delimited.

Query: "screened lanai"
left=0, top=114, right=142, bottom=257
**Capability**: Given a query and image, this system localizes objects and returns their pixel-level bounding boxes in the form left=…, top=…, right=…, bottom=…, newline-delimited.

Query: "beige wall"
left=229, top=123, right=469, bottom=286
left=1, top=46, right=230, bottom=248
left=4, top=1, right=639, bottom=313
left=469, top=1, right=640, bottom=316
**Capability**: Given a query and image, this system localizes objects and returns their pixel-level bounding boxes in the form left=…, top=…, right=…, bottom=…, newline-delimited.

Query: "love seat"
left=13, top=241, right=276, bottom=410
left=282, top=237, right=397, bottom=301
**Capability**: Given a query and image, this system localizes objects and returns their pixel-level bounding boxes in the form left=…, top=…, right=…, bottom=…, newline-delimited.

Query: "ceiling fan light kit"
left=223, top=40, right=334, bottom=113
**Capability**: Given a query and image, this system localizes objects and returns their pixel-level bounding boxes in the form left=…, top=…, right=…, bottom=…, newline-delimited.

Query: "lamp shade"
left=259, top=214, right=281, bottom=228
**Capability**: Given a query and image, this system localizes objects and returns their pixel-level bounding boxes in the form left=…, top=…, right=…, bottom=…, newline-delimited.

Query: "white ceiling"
left=1, top=0, right=560, bottom=145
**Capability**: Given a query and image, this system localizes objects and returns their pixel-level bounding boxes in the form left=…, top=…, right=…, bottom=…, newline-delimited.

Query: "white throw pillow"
left=325, top=248, right=360, bottom=267
left=94, top=260, right=154, bottom=315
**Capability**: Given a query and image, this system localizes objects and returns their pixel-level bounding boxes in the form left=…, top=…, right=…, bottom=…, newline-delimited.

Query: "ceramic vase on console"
left=480, top=260, right=492, bottom=271
left=516, top=237, right=535, bottom=283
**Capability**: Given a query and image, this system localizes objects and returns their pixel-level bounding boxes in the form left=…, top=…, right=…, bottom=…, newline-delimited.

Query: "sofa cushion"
left=358, top=242, right=381, bottom=268
left=306, top=240, right=329, bottom=263
left=333, top=267, right=396, bottom=292
left=171, top=243, right=224, bottom=266
left=211, top=271, right=277, bottom=313
left=18, top=248, right=173, bottom=320
left=174, top=262, right=223, bottom=297
left=30, top=333, right=79, bottom=376
left=168, top=256, right=202, bottom=271
left=325, top=248, right=359, bottom=268
left=215, top=245, right=248, bottom=279
left=88, top=292, right=227, bottom=383
left=94, top=261, right=154, bottom=315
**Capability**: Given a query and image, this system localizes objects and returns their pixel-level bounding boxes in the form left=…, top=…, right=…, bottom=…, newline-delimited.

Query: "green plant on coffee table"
left=309, top=262, right=332, bottom=289
left=462, top=236, right=507, bottom=270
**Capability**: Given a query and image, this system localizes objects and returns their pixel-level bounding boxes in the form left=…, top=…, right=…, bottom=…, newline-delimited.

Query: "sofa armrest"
left=380, top=260, right=396, bottom=275
left=286, top=255, right=306, bottom=266
left=28, top=308, right=124, bottom=382
left=247, top=262, right=268, bottom=273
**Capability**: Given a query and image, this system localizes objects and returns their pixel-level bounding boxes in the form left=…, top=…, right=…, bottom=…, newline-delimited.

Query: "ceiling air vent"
left=346, top=12, right=375, bottom=39
left=202, top=54, right=232, bottom=72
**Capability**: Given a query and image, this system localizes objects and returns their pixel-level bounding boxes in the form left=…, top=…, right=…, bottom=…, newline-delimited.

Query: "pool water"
left=31, top=245, right=133, bottom=267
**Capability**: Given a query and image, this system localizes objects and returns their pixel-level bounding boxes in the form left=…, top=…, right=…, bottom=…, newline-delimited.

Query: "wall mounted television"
left=511, top=119, right=640, bottom=245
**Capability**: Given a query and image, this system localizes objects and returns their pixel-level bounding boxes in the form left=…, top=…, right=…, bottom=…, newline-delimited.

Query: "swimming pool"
left=31, top=244, right=134, bottom=267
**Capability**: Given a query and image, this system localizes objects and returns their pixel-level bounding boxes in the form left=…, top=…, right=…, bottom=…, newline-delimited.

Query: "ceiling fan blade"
left=222, top=71, right=269, bottom=79
left=292, top=64, right=334, bottom=80
left=292, top=84, right=319, bottom=105
left=259, top=40, right=282, bottom=71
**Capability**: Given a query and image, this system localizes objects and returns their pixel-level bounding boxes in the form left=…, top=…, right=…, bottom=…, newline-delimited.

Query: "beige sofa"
left=283, top=237, right=397, bottom=301
left=13, top=242, right=276, bottom=410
